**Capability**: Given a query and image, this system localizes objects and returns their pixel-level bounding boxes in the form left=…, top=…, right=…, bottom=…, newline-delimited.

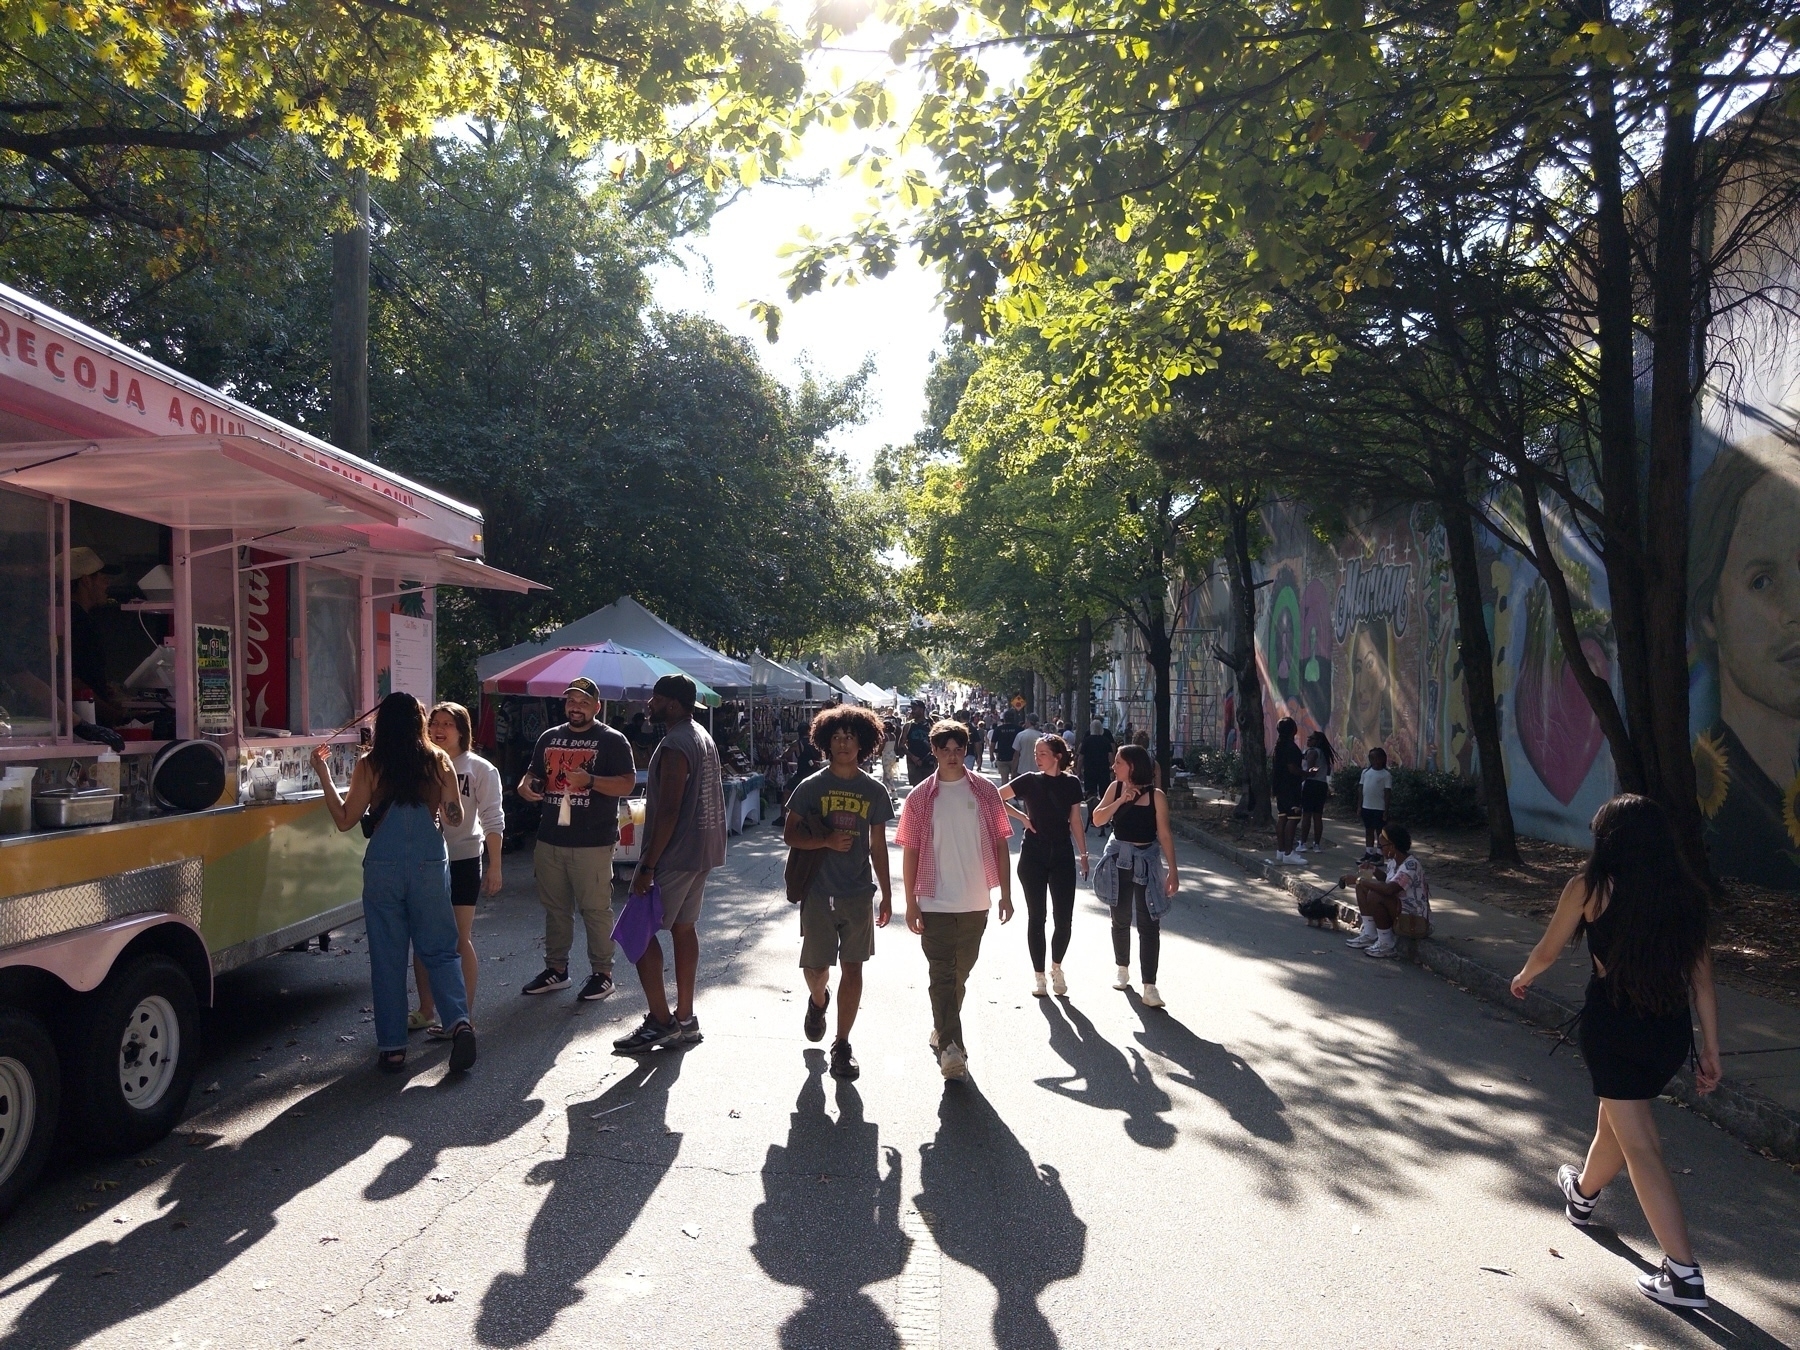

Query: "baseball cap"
left=653, top=672, right=697, bottom=711
left=563, top=677, right=601, bottom=702
left=67, top=546, right=122, bottom=580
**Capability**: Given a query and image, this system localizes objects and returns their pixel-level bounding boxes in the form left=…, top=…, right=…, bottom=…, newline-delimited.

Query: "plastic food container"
left=33, top=788, right=121, bottom=829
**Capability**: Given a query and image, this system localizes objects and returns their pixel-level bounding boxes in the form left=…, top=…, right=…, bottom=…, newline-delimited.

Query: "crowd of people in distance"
left=311, top=678, right=1726, bottom=1314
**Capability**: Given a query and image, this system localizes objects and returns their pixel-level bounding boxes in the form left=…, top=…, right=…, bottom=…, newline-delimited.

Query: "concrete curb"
left=1169, top=814, right=1800, bottom=1163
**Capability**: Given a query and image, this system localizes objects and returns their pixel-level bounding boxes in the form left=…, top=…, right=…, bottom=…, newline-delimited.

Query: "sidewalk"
left=1167, top=809, right=1800, bottom=1164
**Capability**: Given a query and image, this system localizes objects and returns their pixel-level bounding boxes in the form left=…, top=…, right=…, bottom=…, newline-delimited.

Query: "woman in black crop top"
left=1000, top=733, right=1089, bottom=997
left=1091, top=743, right=1178, bottom=1006
left=1511, top=794, right=1718, bottom=1310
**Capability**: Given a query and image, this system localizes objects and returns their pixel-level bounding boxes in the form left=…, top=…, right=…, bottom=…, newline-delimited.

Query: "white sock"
left=1359, top=918, right=1376, bottom=938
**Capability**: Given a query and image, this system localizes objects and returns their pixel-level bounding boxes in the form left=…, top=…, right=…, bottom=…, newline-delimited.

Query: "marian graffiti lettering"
left=1332, top=554, right=1414, bottom=641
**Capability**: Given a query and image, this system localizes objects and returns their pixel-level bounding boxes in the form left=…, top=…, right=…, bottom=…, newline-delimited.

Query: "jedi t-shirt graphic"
left=528, top=721, right=635, bottom=848
left=785, top=767, right=894, bottom=901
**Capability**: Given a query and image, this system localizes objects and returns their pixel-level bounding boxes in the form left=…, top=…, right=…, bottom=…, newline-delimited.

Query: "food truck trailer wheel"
left=64, top=955, right=199, bottom=1154
left=0, top=1010, right=61, bottom=1221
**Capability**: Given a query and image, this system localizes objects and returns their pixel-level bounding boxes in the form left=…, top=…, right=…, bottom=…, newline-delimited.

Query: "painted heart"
left=1515, top=583, right=1608, bottom=805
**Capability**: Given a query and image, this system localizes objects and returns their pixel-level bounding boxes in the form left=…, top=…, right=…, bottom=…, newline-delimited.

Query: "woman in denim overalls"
left=312, top=693, right=476, bottom=1074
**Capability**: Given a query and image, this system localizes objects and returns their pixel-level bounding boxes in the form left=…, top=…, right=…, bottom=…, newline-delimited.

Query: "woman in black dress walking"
left=1511, top=794, right=1721, bottom=1309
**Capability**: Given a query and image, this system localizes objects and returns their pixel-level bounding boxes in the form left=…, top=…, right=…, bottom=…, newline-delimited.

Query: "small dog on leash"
left=1297, top=889, right=1343, bottom=928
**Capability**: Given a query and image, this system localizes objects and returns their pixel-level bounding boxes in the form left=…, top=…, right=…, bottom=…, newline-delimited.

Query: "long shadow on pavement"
left=917, top=1080, right=1086, bottom=1350
left=1130, top=998, right=1294, bottom=1143
left=752, top=1049, right=909, bottom=1349
left=0, top=1050, right=542, bottom=1349
left=1034, top=998, right=1175, bottom=1148
left=476, top=1052, right=687, bottom=1346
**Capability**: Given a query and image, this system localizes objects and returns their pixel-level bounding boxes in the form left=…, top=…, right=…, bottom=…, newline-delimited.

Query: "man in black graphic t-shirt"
left=517, top=678, right=636, bottom=1001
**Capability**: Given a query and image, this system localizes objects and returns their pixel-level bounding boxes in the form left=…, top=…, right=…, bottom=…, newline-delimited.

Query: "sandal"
left=425, top=1020, right=466, bottom=1040
left=448, top=1021, right=477, bottom=1073
left=377, top=1049, right=407, bottom=1074
left=406, top=1008, right=432, bottom=1032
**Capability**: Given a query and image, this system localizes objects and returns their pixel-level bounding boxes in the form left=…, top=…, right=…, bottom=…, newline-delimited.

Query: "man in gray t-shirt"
left=615, top=674, right=728, bottom=1055
left=784, top=705, right=894, bottom=1081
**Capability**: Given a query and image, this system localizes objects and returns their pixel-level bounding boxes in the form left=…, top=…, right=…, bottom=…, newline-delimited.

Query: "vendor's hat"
left=563, top=677, right=602, bottom=702
left=653, top=673, right=697, bottom=711
left=66, top=546, right=122, bottom=580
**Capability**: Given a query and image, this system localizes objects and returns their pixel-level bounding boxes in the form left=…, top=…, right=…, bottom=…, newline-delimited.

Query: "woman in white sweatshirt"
left=411, top=701, right=505, bottom=1033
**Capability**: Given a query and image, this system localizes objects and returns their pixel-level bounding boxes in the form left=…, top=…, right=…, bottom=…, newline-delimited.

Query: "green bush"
left=1329, top=763, right=1484, bottom=829
left=1184, top=748, right=1243, bottom=789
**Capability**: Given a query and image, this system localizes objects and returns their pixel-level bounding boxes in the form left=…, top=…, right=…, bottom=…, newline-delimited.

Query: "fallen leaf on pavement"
left=253, top=1279, right=272, bottom=1291
left=427, top=1287, right=457, bottom=1304
left=728, top=1109, right=741, bottom=1119
left=1549, top=1248, right=1563, bottom=1259
left=285, top=1039, right=298, bottom=1047
left=170, top=1219, right=189, bottom=1229
left=1479, top=1266, right=1514, bottom=1276
left=319, top=1234, right=340, bottom=1244
left=91, top=1179, right=119, bottom=1191
left=682, top=1223, right=701, bottom=1239
left=95, top=1268, right=117, bottom=1277
left=74, top=1202, right=97, bottom=1213
left=202, top=1082, right=220, bottom=1094
left=337, top=1035, right=355, bottom=1043
left=1568, top=1300, right=1584, bottom=1316
left=134, top=1158, right=161, bottom=1168
left=1674, top=1167, right=1693, bottom=1175
left=597, top=1125, right=618, bottom=1133
left=182, top=1131, right=223, bottom=1147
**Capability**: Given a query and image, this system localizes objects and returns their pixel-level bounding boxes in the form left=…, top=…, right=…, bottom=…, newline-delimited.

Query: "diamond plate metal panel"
left=0, top=856, right=203, bottom=950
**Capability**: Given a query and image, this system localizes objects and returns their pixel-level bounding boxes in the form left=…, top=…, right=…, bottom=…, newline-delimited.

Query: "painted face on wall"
left=1706, top=468, right=1800, bottom=719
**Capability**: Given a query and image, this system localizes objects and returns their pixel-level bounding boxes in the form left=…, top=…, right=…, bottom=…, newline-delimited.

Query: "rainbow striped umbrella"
left=480, top=642, right=721, bottom=706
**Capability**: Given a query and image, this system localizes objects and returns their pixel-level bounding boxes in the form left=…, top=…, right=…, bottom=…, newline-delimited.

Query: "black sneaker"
left=522, top=967, right=571, bottom=996
left=829, top=1039, right=859, bottom=1081
left=578, top=972, right=615, bottom=1002
left=1638, top=1258, right=1707, bottom=1308
left=613, top=1015, right=680, bottom=1054
left=678, top=1015, right=702, bottom=1044
left=1557, top=1163, right=1598, bottom=1225
left=448, top=1021, right=477, bottom=1073
left=804, top=988, right=829, bottom=1043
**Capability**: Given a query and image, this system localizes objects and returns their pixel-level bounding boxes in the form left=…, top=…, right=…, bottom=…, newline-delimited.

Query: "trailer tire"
left=0, top=1010, right=61, bottom=1220
left=65, top=956, right=200, bottom=1154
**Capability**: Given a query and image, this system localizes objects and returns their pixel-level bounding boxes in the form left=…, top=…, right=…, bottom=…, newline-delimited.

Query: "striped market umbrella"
left=480, top=641, right=721, bottom=706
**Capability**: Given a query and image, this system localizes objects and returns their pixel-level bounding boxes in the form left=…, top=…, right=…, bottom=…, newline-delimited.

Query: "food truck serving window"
left=0, top=487, right=55, bottom=741
left=305, top=571, right=359, bottom=733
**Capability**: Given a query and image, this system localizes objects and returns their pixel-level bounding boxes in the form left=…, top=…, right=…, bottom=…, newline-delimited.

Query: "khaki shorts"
left=657, top=867, right=710, bottom=929
left=799, top=889, right=876, bottom=968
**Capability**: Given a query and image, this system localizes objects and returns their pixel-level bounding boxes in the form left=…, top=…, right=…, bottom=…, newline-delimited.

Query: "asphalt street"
left=2, top=810, right=1796, bottom=1348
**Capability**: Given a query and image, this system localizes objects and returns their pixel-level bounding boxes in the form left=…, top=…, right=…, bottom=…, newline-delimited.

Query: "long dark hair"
left=1307, top=729, right=1337, bottom=774
left=1579, top=795, right=1709, bottom=1017
left=367, top=692, right=437, bottom=807
left=1116, top=743, right=1155, bottom=788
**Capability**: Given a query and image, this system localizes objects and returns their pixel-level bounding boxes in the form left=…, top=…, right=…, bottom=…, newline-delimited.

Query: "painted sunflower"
left=1784, top=774, right=1800, bottom=849
left=1693, top=730, right=1729, bottom=820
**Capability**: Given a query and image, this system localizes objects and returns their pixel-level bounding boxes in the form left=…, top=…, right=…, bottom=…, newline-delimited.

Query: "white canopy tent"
left=750, top=654, right=823, bottom=703
left=477, top=595, right=756, bottom=692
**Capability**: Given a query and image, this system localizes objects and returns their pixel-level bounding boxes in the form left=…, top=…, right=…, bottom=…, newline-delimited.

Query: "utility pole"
left=330, top=168, right=370, bottom=455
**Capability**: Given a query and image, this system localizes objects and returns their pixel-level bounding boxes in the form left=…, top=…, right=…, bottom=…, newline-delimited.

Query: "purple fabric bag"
left=611, top=883, right=661, bottom=965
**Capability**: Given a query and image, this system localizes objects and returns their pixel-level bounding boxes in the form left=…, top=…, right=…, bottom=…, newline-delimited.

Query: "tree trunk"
left=1643, top=3, right=1711, bottom=884
left=1227, top=496, right=1271, bottom=825
left=1586, top=56, right=1651, bottom=795
left=1074, top=614, right=1093, bottom=739
left=1146, top=591, right=1174, bottom=786
left=1440, top=494, right=1519, bottom=861
left=330, top=168, right=371, bottom=456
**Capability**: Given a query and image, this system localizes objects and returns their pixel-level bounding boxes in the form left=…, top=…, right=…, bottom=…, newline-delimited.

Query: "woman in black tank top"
left=1510, top=795, right=1718, bottom=1310
left=1091, top=744, right=1179, bottom=1006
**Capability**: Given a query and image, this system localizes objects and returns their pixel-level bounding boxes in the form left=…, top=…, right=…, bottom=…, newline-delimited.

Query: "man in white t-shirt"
left=895, top=720, right=1014, bottom=1080
left=1011, top=716, right=1042, bottom=784
left=1359, top=746, right=1392, bottom=859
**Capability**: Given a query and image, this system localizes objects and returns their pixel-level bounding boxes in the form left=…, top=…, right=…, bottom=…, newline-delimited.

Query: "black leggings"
left=1111, top=875, right=1161, bottom=983
left=1018, top=841, right=1077, bottom=972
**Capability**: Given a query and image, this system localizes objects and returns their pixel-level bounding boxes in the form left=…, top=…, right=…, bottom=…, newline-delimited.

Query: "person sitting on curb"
left=1341, top=823, right=1425, bottom=959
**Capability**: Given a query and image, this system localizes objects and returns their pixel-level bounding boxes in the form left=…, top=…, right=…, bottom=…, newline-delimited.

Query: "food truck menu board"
left=196, top=623, right=234, bottom=734
left=387, top=613, right=433, bottom=708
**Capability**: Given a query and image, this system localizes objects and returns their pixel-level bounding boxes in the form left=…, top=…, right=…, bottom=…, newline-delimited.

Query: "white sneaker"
left=1140, top=983, right=1165, bottom=1008
left=1032, top=973, right=1049, bottom=998
left=1113, top=965, right=1131, bottom=990
left=1050, top=964, right=1067, bottom=997
left=1366, top=936, right=1398, bottom=959
left=1346, top=925, right=1377, bottom=948
left=1272, top=852, right=1295, bottom=865
left=939, top=1043, right=968, bottom=1080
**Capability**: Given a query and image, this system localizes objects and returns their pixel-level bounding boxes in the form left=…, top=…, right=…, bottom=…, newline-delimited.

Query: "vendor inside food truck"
left=68, top=545, right=127, bottom=725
